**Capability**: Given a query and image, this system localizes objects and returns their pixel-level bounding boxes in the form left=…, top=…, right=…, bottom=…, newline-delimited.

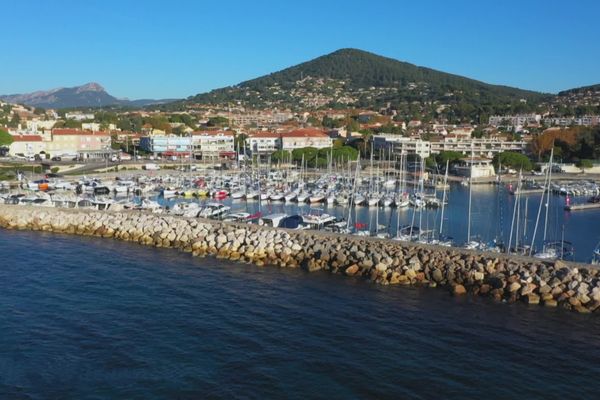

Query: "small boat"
left=230, top=190, right=246, bottom=199
left=258, top=213, right=289, bottom=228
left=309, top=193, right=326, bottom=203
left=198, top=202, right=231, bottom=219
left=284, top=192, right=298, bottom=202
left=382, top=197, right=395, bottom=207
left=368, top=195, right=381, bottom=207
left=269, top=192, right=285, bottom=202
left=213, top=190, right=228, bottom=200
left=296, top=192, right=310, bottom=203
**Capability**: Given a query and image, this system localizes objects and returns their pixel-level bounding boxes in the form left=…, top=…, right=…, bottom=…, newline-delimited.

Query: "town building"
left=230, top=111, right=294, bottom=127
left=372, top=134, right=527, bottom=159
left=47, top=129, right=112, bottom=159
left=8, top=129, right=112, bottom=159
left=542, top=115, right=600, bottom=127
left=372, top=135, right=431, bottom=158
left=139, top=135, right=192, bottom=155
left=25, top=120, right=58, bottom=131
left=488, top=114, right=541, bottom=127
left=65, top=112, right=95, bottom=121
left=454, top=158, right=496, bottom=178
left=191, top=131, right=235, bottom=160
left=248, top=131, right=281, bottom=156
left=280, top=128, right=332, bottom=151
left=8, top=135, right=45, bottom=157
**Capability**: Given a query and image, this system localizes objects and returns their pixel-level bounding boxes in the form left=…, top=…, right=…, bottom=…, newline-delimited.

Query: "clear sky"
left=1, top=0, right=599, bottom=99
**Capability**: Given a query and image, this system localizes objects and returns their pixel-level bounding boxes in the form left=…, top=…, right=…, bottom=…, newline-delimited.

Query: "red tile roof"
left=281, top=128, right=328, bottom=138
left=249, top=131, right=280, bottom=138
left=52, top=128, right=109, bottom=136
left=11, top=135, right=43, bottom=142
left=192, top=130, right=234, bottom=137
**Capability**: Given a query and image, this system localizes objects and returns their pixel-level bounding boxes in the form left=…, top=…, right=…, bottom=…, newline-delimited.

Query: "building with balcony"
left=280, top=128, right=332, bottom=151
left=191, top=131, right=235, bottom=160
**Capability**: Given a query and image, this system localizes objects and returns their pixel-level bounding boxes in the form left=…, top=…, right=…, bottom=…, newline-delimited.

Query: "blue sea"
left=1, top=228, right=599, bottom=399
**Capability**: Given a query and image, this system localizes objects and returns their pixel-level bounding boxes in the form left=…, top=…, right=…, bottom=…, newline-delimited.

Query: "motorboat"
left=309, top=193, right=326, bottom=203
left=198, top=202, right=231, bottom=219
left=284, top=192, right=298, bottom=202
left=258, top=213, right=289, bottom=228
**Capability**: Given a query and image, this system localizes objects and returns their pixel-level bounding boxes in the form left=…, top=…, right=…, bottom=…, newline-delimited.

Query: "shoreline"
left=1, top=205, right=599, bottom=314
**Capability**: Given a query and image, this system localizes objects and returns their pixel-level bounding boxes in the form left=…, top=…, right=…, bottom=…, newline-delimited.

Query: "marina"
left=3, top=161, right=600, bottom=263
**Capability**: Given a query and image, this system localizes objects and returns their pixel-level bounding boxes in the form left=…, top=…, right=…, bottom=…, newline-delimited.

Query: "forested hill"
left=185, top=48, right=550, bottom=120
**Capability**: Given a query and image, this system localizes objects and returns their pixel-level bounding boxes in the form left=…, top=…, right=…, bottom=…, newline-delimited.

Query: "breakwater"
left=1, top=205, right=599, bottom=314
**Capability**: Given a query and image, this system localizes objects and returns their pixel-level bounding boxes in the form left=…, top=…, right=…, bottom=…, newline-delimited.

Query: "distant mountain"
left=185, top=48, right=550, bottom=119
left=127, top=98, right=180, bottom=107
left=558, top=83, right=600, bottom=96
left=0, top=82, right=177, bottom=109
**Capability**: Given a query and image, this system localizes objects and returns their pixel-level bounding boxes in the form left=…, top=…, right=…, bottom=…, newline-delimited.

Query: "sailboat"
left=529, top=147, right=574, bottom=260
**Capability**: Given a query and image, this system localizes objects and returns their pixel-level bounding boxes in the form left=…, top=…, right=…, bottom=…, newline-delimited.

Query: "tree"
left=271, top=150, right=292, bottom=163
left=0, top=129, right=14, bottom=146
left=493, top=151, right=533, bottom=171
left=435, top=151, right=464, bottom=165
left=207, top=116, right=229, bottom=127
left=8, top=113, right=20, bottom=128
left=576, top=159, right=594, bottom=173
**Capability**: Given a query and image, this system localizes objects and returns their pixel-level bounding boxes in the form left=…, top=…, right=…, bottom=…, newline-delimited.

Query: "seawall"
left=1, top=205, right=599, bottom=314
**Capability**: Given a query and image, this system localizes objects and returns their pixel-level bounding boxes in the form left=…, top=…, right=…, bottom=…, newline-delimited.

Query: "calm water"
left=163, top=183, right=600, bottom=262
left=1, top=229, right=599, bottom=399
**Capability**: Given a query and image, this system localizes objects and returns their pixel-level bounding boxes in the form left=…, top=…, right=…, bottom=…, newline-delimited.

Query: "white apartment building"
left=230, top=112, right=294, bottom=127
left=488, top=114, right=541, bottom=127
left=26, top=120, right=58, bottom=131
left=65, top=112, right=95, bottom=121
left=191, top=131, right=235, bottom=160
left=248, top=132, right=281, bottom=155
left=372, top=134, right=527, bottom=159
left=372, top=134, right=431, bottom=158
left=542, top=115, right=600, bottom=127
left=280, top=129, right=332, bottom=151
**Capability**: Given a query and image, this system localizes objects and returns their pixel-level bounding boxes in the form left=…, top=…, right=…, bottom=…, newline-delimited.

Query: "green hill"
left=186, top=48, right=550, bottom=121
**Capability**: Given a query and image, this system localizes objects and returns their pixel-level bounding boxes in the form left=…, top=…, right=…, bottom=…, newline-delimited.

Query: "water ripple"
left=0, top=229, right=599, bottom=399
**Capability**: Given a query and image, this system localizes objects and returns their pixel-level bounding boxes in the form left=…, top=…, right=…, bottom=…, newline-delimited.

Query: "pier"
left=565, top=203, right=600, bottom=211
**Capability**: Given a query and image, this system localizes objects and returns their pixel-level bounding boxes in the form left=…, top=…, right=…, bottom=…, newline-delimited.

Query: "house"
left=191, top=131, right=235, bottom=160
left=248, top=131, right=281, bottom=156
left=48, top=129, right=112, bottom=159
left=8, top=135, right=45, bottom=157
left=454, top=158, right=496, bottom=178
left=139, top=135, right=192, bottom=155
left=280, top=128, right=332, bottom=151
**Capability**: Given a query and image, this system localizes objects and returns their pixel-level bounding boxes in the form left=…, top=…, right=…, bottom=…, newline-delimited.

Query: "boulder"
left=345, top=264, right=359, bottom=276
left=453, top=284, right=467, bottom=295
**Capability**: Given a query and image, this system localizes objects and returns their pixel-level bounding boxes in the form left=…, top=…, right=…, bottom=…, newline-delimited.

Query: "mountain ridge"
left=0, top=82, right=177, bottom=109
left=185, top=48, right=555, bottom=119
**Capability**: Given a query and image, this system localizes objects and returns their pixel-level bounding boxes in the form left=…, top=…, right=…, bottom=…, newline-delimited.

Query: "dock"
left=510, top=188, right=545, bottom=195
left=564, top=203, right=600, bottom=211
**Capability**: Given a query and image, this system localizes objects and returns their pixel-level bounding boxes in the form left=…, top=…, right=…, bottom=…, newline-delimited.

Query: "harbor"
left=3, top=157, right=600, bottom=263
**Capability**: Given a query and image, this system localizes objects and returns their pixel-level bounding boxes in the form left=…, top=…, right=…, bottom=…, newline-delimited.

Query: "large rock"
left=453, top=284, right=467, bottom=295
left=508, top=282, right=521, bottom=292
left=345, top=264, right=359, bottom=276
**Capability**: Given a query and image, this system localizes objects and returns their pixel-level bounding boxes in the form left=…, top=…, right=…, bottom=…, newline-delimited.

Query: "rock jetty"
left=1, top=205, right=599, bottom=314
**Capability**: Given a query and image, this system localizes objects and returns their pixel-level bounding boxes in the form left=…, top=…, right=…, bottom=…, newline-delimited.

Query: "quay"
left=565, top=203, right=600, bottom=211
left=0, top=205, right=599, bottom=314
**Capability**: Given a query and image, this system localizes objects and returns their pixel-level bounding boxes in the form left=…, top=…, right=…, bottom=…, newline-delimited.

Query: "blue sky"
left=1, top=0, right=599, bottom=99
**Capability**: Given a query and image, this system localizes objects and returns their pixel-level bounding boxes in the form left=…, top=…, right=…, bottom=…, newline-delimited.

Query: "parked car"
left=51, top=156, right=62, bottom=162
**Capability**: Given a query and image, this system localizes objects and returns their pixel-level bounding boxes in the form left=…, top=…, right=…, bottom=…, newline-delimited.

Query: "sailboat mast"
left=439, top=160, right=449, bottom=235
left=467, top=143, right=474, bottom=243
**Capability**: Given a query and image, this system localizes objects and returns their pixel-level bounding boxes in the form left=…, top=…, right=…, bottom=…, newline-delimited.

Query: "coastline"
left=1, top=205, right=599, bottom=314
